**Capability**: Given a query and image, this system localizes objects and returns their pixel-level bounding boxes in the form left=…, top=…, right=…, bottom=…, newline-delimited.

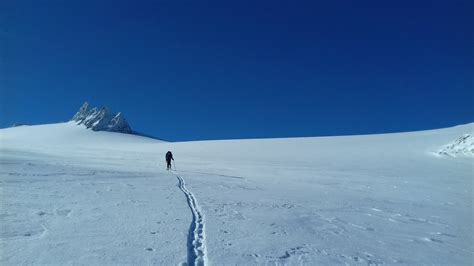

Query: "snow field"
left=1, top=122, right=472, bottom=265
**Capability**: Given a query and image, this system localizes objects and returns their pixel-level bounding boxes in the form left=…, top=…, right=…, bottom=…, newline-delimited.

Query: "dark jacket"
left=166, top=151, right=173, bottom=162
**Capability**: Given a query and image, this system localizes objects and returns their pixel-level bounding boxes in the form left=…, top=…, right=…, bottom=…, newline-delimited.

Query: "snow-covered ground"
left=0, top=122, right=472, bottom=265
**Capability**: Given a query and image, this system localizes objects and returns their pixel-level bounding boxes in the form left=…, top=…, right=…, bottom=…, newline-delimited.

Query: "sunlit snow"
left=1, top=122, right=472, bottom=265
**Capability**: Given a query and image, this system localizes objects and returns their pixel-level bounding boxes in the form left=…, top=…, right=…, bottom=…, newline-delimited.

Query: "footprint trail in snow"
left=174, top=173, right=207, bottom=266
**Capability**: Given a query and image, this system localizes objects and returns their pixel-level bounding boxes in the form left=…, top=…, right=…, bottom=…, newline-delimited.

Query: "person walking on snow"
left=166, top=151, right=174, bottom=170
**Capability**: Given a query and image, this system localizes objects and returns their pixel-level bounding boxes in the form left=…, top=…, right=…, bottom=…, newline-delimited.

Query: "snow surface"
left=0, top=122, right=473, bottom=265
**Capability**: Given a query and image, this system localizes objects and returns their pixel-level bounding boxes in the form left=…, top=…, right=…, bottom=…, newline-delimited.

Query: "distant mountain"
left=71, top=102, right=132, bottom=134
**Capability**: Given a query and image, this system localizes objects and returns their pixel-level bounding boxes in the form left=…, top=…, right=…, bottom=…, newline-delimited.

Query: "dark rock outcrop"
left=72, top=102, right=132, bottom=134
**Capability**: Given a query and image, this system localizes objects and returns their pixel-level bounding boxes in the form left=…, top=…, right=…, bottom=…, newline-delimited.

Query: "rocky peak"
left=72, top=102, right=90, bottom=121
left=71, top=102, right=132, bottom=134
left=438, top=134, right=474, bottom=157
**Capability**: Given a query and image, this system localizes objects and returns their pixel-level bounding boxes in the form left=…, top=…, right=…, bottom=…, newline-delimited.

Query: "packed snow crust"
left=0, top=122, right=472, bottom=265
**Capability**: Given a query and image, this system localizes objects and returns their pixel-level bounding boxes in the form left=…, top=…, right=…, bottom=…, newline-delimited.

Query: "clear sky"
left=1, top=0, right=472, bottom=141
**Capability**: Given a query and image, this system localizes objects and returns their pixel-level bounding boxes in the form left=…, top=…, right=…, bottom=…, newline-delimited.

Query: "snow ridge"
left=71, top=102, right=132, bottom=134
left=175, top=174, right=207, bottom=266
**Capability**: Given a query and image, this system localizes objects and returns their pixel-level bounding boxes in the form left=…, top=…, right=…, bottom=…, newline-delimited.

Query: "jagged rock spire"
left=71, top=102, right=132, bottom=134
left=72, top=102, right=90, bottom=121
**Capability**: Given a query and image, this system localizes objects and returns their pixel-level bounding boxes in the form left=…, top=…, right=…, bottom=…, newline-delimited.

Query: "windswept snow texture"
left=1, top=122, right=473, bottom=265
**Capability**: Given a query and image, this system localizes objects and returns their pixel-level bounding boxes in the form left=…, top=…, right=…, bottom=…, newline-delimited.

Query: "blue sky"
left=1, top=0, right=472, bottom=141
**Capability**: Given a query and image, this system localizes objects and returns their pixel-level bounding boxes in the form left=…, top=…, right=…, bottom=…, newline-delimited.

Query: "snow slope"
left=0, top=122, right=473, bottom=265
